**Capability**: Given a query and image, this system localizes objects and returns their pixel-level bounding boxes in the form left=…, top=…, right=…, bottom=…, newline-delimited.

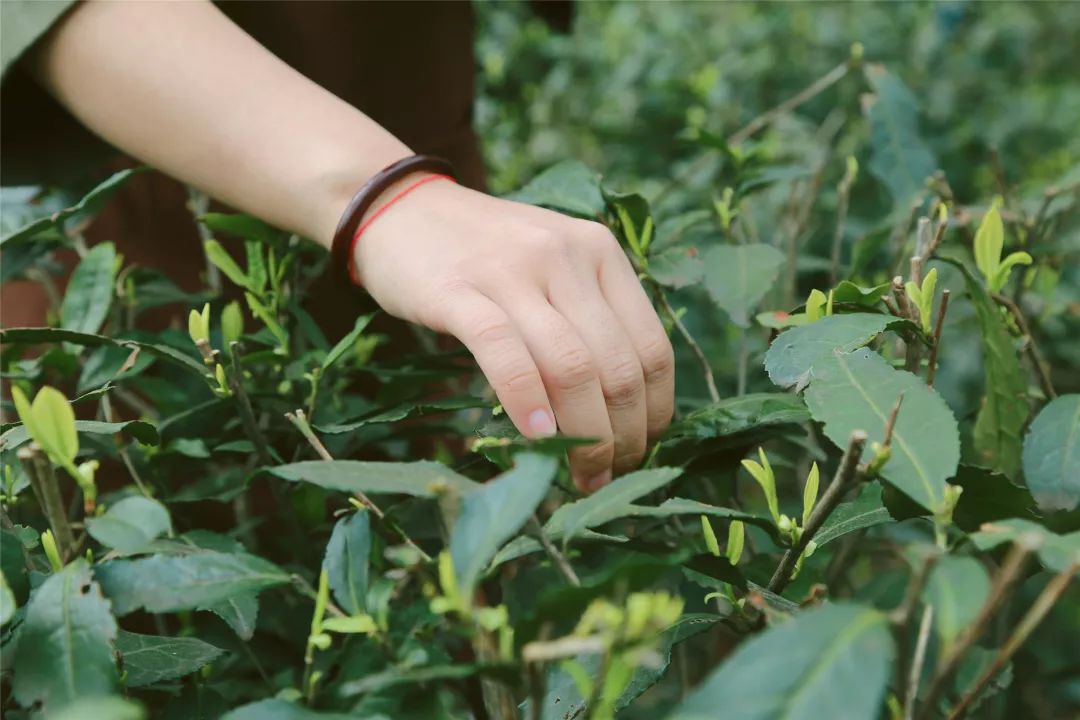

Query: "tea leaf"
left=805, top=349, right=958, bottom=511
left=703, top=243, right=785, bottom=327
left=96, top=552, right=290, bottom=615
left=201, top=593, right=259, bottom=641
left=970, top=518, right=1080, bottom=574
left=269, top=460, right=479, bottom=496
left=669, top=603, right=893, bottom=720
left=1, top=169, right=140, bottom=245
left=323, top=511, right=371, bottom=615
left=1022, top=394, right=1080, bottom=512
left=321, top=312, right=375, bottom=371
left=221, top=699, right=357, bottom=720
left=922, top=557, right=990, bottom=656
left=545, top=467, right=683, bottom=544
left=61, top=242, right=117, bottom=336
left=204, top=240, right=251, bottom=291
left=28, top=386, right=78, bottom=464
left=450, top=453, right=557, bottom=595
left=864, top=65, right=936, bottom=206
left=1, top=571, right=16, bottom=626
left=948, top=259, right=1028, bottom=478
left=764, top=312, right=899, bottom=390
left=86, top=497, right=172, bottom=554
left=508, top=160, right=605, bottom=217
left=115, top=630, right=224, bottom=687
left=1, top=419, right=159, bottom=453
left=814, top=483, right=891, bottom=546
left=974, top=203, right=1004, bottom=283
left=12, top=560, right=119, bottom=712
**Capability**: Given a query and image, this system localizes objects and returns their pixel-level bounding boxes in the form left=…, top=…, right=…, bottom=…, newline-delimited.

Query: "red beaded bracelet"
left=331, top=155, right=456, bottom=286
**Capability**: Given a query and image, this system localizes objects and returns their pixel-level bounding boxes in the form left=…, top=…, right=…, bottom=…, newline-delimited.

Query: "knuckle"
left=470, top=313, right=516, bottom=347
left=638, top=334, right=675, bottom=383
left=601, top=355, right=644, bottom=408
left=549, top=346, right=596, bottom=392
left=578, top=221, right=620, bottom=251
left=574, top=438, right=615, bottom=468
left=498, top=365, right=540, bottom=394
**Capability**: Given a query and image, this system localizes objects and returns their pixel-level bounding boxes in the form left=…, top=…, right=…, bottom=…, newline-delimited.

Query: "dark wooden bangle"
left=331, top=154, right=455, bottom=286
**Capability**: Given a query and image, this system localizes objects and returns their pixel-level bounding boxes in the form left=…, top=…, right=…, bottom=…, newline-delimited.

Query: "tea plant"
left=2, top=48, right=1079, bottom=720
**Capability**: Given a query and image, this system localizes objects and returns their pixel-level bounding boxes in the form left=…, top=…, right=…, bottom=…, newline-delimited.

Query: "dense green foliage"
left=2, top=3, right=1079, bottom=719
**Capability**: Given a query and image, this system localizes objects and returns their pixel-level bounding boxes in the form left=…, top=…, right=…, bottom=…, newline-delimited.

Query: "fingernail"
left=587, top=470, right=612, bottom=493
left=528, top=409, right=557, bottom=438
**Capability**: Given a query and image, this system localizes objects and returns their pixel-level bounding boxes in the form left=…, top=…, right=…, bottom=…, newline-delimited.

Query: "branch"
left=990, top=292, right=1057, bottom=400
left=916, top=538, right=1038, bottom=720
left=285, top=409, right=432, bottom=563
left=905, top=606, right=935, bottom=720
left=654, top=285, right=720, bottom=403
left=892, top=276, right=921, bottom=374
left=18, top=445, right=76, bottom=560
left=767, top=430, right=868, bottom=593
left=527, top=516, right=580, bottom=587
left=925, top=289, right=951, bottom=387
left=228, top=342, right=274, bottom=466
left=946, top=561, right=1078, bottom=720
left=729, top=61, right=851, bottom=145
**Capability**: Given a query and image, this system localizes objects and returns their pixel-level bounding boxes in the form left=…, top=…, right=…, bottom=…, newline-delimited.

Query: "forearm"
left=28, top=0, right=411, bottom=246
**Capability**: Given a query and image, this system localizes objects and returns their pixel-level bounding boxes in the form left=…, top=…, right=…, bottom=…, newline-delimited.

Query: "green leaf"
left=199, top=213, right=279, bottom=245
left=0, top=570, right=15, bottom=625
left=544, top=467, right=683, bottom=544
left=863, top=65, right=936, bottom=206
left=321, top=313, right=375, bottom=371
left=49, top=697, right=146, bottom=720
left=669, top=603, right=893, bottom=720
left=765, top=313, right=898, bottom=390
left=948, top=259, right=1028, bottom=479
left=244, top=292, right=288, bottom=349
left=269, top=460, right=479, bottom=497
left=969, top=518, right=1080, bottom=573
left=974, top=204, right=1005, bottom=284
left=220, top=301, right=244, bottom=350
left=201, top=593, right=259, bottom=640
left=662, top=393, right=810, bottom=441
left=323, top=511, right=371, bottom=615
left=96, top=552, right=290, bottom=615
left=315, top=396, right=490, bottom=434
left=649, top=246, right=704, bottom=289
left=622, top=497, right=774, bottom=535
left=805, top=348, right=959, bottom=511
left=28, top=385, right=78, bottom=464
left=507, top=160, right=605, bottom=218
left=922, top=556, right=990, bottom=656
left=115, top=630, right=224, bottom=687
left=12, top=560, right=119, bottom=712
left=814, top=483, right=892, bottom=546
left=221, top=699, right=359, bottom=720
left=451, top=453, right=557, bottom=595
left=989, top=251, right=1032, bottom=293
left=203, top=239, right=251, bottom=291
left=0, top=419, right=158, bottom=453
left=1, top=168, right=141, bottom=246
left=86, top=497, right=172, bottom=554
left=831, top=281, right=892, bottom=308
left=1022, top=394, right=1080, bottom=512
left=703, top=243, right=785, bottom=327
left=0, top=327, right=211, bottom=380
left=61, top=242, right=117, bottom=335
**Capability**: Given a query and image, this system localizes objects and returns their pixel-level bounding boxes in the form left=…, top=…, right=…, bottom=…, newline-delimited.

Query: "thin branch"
left=285, top=409, right=433, bottom=563
left=916, top=538, right=1038, bottom=720
left=925, top=289, right=951, bottom=387
left=654, top=285, right=719, bottom=403
left=893, top=276, right=922, bottom=374
left=946, top=562, right=1079, bottom=720
left=527, top=516, right=580, bottom=587
left=882, top=393, right=904, bottom=448
left=829, top=162, right=856, bottom=286
left=18, top=445, right=76, bottom=560
left=768, top=430, right=868, bottom=593
left=729, top=61, right=851, bottom=145
left=990, top=292, right=1057, bottom=400
left=904, top=606, right=935, bottom=720
left=228, top=342, right=273, bottom=466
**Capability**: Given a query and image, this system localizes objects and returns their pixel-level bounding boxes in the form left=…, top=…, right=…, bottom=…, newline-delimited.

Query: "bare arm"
left=29, top=0, right=407, bottom=246
left=29, top=0, right=676, bottom=491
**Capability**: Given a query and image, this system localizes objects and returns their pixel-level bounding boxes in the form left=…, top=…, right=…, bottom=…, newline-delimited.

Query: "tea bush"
left=2, top=6, right=1079, bottom=720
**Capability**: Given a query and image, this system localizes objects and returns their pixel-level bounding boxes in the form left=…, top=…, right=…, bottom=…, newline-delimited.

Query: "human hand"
left=352, top=176, right=675, bottom=492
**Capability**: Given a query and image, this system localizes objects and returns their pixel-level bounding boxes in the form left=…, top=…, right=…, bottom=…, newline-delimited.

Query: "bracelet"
left=331, top=154, right=456, bottom=286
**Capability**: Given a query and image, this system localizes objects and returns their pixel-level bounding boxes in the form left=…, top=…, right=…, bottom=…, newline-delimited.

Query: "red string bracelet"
left=347, top=173, right=455, bottom=285
left=330, top=155, right=456, bottom=287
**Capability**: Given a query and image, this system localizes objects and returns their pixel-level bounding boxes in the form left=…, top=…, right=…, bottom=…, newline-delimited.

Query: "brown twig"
left=654, top=285, right=720, bottom=403
left=893, top=276, right=922, bottom=373
left=916, top=538, right=1039, bottom=720
left=905, top=606, right=935, bottom=720
left=946, top=562, right=1079, bottom=720
left=829, top=162, right=856, bottom=286
left=990, top=292, right=1057, bottom=400
left=925, top=289, right=951, bottom=387
left=768, top=431, right=868, bottom=593
left=730, top=61, right=851, bottom=145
